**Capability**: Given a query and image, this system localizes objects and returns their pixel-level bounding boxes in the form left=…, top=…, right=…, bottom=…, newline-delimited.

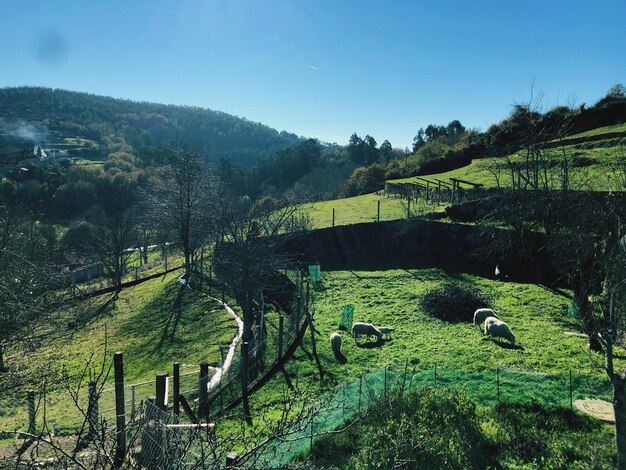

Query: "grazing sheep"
left=330, top=332, right=342, bottom=355
left=473, top=308, right=499, bottom=326
left=484, top=316, right=515, bottom=344
left=378, top=326, right=395, bottom=337
left=351, top=322, right=382, bottom=342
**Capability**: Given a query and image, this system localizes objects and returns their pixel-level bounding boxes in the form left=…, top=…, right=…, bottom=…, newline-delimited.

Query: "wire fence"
left=0, top=355, right=615, bottom=467
left=258, top=363, right=614, bottom=468
left=0, top=269, right=310, bottom=468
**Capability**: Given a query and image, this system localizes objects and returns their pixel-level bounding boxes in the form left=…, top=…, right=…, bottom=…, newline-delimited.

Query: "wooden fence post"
left=156, top=372, right=168, bottom=412
left=27, top=390, right=35, bottom=436
left=332, top=208, right=335, bottom=227
left=199, top=362, right=209, bottom=420
left=173, top=363, right=180, bottom=416
left=377, top=200, right=380, bottom=222
left=113, top=352, right=126, bottom=468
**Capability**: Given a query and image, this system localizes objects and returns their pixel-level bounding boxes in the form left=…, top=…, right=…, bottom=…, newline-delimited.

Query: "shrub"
left=351, top=388, right=494, bottom=469
left=420, top=283, right=492, bottom=322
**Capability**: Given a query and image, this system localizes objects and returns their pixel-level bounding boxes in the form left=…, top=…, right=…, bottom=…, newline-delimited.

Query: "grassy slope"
left=560, top=123, right=626, bottom=140
left=297, top=193, right=445, bottom=229
left=390, top=140, right=626, bottom=190
left=297, top=131, right=625, bottom=230
left=0, top=271, right=239, bottom=434
left=243, top=269, right=617, bottom=466
left=302, top=270, right=615, bottom=381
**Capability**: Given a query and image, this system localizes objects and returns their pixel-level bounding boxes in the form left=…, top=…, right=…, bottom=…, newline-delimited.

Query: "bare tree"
left=211, top=190, right=308, bottom=424
left=145, top=143, right=215, bottom=278
left=0, top=201, right=59, bottom=371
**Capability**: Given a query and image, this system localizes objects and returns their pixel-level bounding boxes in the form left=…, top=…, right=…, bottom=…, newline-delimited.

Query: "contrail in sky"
left=308, top=64, right=318, bottom=70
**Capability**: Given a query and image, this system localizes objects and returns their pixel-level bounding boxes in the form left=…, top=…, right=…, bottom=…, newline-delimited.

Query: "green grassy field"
left=301, top=269, right=614, bottom=382
left=215, top=268, right=617, bottom=466
left=295, top=134, right=626, bottom=230
left=0, top=271, right=239, bottom=435
left=296, top=192, right=446, bottom=229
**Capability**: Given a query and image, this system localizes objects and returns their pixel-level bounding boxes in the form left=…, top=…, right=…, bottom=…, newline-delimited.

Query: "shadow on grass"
left=491, top=339, right=525, bottom=350
left=333, top=350, right=348, bottom=364
left=355, top=338, right=386, bottom=349
left=154, top=285, right=187, bottom=352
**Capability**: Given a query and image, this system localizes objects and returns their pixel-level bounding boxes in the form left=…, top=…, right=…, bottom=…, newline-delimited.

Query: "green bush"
left=420, top=283, right=492, bottom=322
left=350, top=388, right=494, bottom=469
left=304, top=391, right=614, bottom=469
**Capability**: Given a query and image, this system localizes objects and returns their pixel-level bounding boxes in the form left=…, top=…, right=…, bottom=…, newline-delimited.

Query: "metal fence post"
left=130, top=385, right=136, bottom=421
left=496, top=367, right=500, bottom=402
left=384, top=366, right=388, bottom=400
left=569, top=370, right=573, bottom=411
left=278, top=314, right=284, bottom=358
left=358, top=376, right=362, bottom=414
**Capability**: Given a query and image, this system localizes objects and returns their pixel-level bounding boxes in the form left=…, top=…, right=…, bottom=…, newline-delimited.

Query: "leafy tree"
left=379, top=139, right=393, bottom=164
left=348, top=133, right=365, bottom=164
left=607, top=83, right=626, bottom=99
left=412, top=128, right=426, bottom=152
left=363, top=135, right=378, bottom=164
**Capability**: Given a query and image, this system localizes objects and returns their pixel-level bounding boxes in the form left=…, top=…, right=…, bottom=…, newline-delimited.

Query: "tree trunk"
left=576, top=291, right=602, bottom=351
left=614, top=374, right=626, bottom=470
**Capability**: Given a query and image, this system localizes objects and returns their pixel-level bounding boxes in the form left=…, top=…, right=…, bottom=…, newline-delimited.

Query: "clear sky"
left=1, top=0, right=625, bottom=148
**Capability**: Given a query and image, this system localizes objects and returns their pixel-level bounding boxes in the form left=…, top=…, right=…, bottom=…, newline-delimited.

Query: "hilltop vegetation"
left=0, top=86, right=299, bottom=166
left=342, top=84, right=626, bottom=197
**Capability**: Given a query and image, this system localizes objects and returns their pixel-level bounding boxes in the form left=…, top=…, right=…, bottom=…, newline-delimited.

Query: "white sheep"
left=351, top=322, right=382, bottom=342
left=330, top=332, right=342, bottom=356
left=473, top=308, right=499, bottom=326
left=378, top=326, right=395, bottom=337
left=484, top=316, right=515, bottom=344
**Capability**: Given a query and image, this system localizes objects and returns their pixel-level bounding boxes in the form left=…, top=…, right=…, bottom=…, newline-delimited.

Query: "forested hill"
left=0, top=87, right=300, bottom=166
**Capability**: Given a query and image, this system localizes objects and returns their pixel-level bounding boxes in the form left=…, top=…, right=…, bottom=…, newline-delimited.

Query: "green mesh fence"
left=308, top=264, right=321, bottom=289
left=338, top=305, right=354, bottom=331
left=258, top=365, right=613, bottom=468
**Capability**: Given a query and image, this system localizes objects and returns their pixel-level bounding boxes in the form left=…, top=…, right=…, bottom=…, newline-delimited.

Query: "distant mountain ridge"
left=0, top=86, right=300, bottom=166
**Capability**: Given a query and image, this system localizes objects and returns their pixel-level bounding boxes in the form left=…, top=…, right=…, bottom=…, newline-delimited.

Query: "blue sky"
left=1, top=0, right=624, bottom=148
